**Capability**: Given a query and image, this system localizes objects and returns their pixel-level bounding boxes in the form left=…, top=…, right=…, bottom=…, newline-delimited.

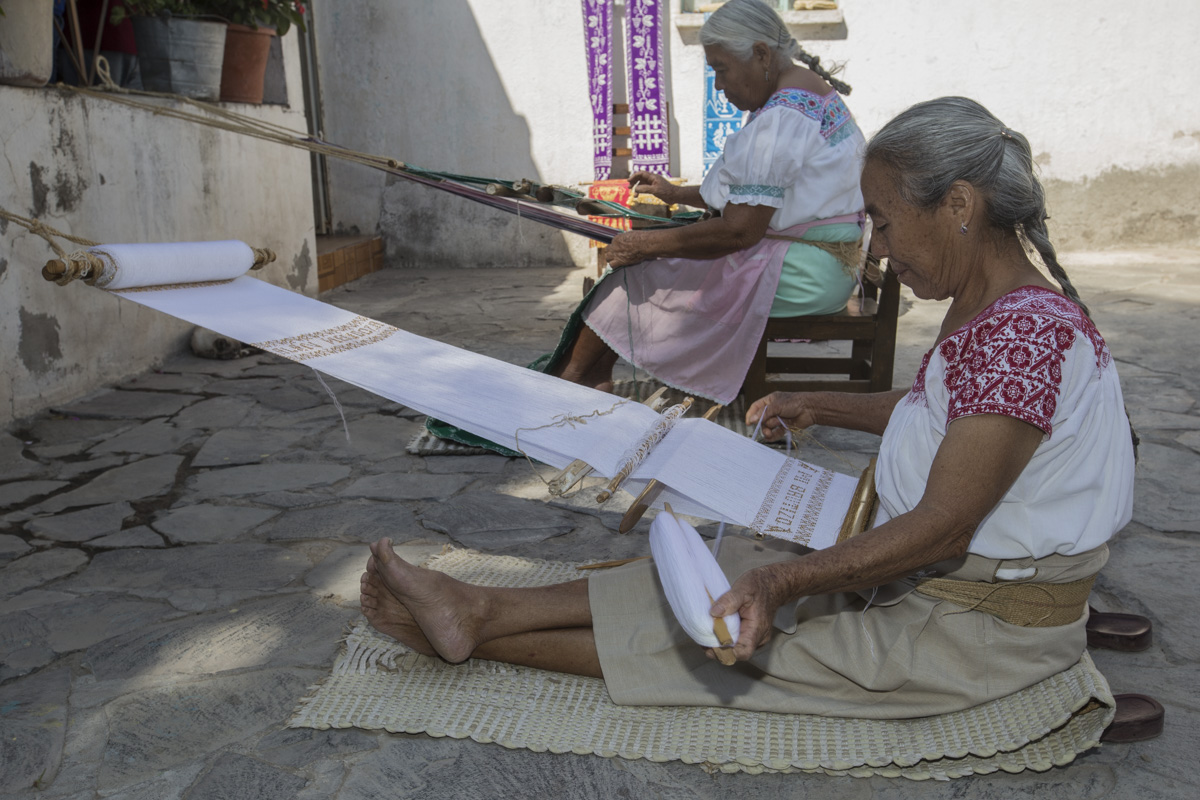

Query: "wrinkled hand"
left=628, top=171, right=677, bottom=204
left=745, top=391, right=818, bottom=442
left=706, top=564, right=790, bottom=662
left=603, top=231, right=652, bottom=268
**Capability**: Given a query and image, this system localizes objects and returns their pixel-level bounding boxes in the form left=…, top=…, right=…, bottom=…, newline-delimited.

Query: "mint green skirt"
left=769, top=222, right=860, bottom=317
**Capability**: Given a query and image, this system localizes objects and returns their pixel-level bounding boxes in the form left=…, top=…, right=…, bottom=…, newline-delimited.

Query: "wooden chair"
left=741, top=264, right=901, bottom=402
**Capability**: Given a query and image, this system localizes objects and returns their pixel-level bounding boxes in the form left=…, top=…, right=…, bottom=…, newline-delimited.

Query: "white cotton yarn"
left=87, top=240, right=256, bottom=290
left=649, top=509, right=741, bottom=649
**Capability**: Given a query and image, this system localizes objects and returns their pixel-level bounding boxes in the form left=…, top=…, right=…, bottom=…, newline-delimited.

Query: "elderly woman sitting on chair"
left=549, top=0, right=865, bottom=403
left=362, top=97, right=1155, bottom=739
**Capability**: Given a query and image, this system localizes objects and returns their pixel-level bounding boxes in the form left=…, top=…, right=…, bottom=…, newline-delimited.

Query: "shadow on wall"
left=1045, top=164, right=1200, bottom=251
left=336, top=1, right=576, bottom=268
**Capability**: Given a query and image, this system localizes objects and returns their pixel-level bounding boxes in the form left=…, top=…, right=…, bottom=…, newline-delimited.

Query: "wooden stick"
left=89, top=0, right=112, bottom=87
left=65, top=1, right=90, bottom=86
left=618, top=403, right=723, bottom=533
left=485, top=183, right=538, bottom=202
left=574, top=556, right=650, bottom=571
left=596, top=398, right=693, bottom=504
left=546, top=387, right=669, bottom=497
left=710, top=604, right=738, bottom=665
left=836, top=457, right=878, bottom=544
left=41, top=252, right=106, bottom=284
left=574, top=199, right=615, bottom=216
left=53, top=15, right=88, bottom=83
left=250, top=247, right=277, bottom=269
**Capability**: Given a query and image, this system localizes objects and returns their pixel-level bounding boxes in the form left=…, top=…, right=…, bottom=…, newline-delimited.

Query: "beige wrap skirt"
left=589, top=533, right=1108, bottom=719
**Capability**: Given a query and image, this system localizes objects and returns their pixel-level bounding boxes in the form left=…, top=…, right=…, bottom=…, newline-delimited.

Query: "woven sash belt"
left=764, top=234, right=864, bottom=274
left=914, top=573, right=1098, bottom=627
left=828, top=459, right=1096, bottom=628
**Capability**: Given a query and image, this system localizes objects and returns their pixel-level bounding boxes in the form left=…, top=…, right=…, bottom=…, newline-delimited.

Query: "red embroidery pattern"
left=937, top=287, right=1110, bottom=433
left=906, top=350, right=932, bottom=406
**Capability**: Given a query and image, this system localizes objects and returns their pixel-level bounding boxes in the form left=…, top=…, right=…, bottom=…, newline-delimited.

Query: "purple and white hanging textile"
left=583, top=0, right=614, bottom=180
left=627, top=0, right=670, bottom=175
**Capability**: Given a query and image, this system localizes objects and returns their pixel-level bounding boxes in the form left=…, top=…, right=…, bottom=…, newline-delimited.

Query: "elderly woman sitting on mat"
left=361, top=97, right=1158, bottom=740
left=549, top=0, right=865, bottom=403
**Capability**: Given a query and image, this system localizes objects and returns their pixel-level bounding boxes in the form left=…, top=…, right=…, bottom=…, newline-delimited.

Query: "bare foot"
left=366, top=538, right=487, bottom=664
left=359, top=566, right=437, bottom=657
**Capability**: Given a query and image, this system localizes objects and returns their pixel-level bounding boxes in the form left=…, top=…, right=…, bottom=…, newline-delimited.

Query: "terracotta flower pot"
left=219, top=23, right=275, bottom=104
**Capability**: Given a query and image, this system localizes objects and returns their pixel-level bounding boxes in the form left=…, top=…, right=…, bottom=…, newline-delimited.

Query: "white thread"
left=516, top=200, right=526, bottom=253
left=512, top=401, right=629, bottom=491
left=310, top=368, right=351, bottom=443
left=613, top=401, right=689, bottom=475
left=712, top=520, right=728, bottom=558
left=860, top=585, right=879, bottom=660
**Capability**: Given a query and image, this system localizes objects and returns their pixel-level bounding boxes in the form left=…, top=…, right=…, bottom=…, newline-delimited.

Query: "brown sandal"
left=1101, top=693, right=1164, bottom=743
left=1087, top=607, right=1153, bottom=652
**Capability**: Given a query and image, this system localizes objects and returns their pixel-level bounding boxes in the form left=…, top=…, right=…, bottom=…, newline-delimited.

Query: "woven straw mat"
left=289, top=548, right=1115, bottom=780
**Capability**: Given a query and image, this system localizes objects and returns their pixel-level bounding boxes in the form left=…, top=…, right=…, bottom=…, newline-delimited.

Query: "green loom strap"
left=401, top=165, right=692, bottom=225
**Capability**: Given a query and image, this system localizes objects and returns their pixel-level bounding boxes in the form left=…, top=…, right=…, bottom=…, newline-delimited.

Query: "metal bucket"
left=132, top=16, right=227, bottom=100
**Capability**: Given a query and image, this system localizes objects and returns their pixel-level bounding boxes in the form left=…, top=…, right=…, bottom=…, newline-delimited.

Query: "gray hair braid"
left=700, top=0, right=852, bottom=95
left=865, top=96, right=1087, bottom=315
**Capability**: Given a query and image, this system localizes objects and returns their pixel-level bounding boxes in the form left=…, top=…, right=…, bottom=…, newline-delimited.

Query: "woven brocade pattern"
left=289, top=549, right=1114, bottom=779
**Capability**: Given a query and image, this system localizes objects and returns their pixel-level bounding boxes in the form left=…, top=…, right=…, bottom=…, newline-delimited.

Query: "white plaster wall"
left=1, top=36, right=316, bottom=425
left=669, top=0, right=1200, bottom=182
left=318, top=0, right=1200, bottom=264
left=315, top=0, right=598, bottom=265
left=828, top=0, right=1200, bottom=181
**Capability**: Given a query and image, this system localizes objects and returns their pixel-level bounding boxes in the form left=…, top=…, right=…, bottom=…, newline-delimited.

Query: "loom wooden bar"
left=547, top=387, right=670, bottom=497
left=618, top=403, right=723, bottom=533
left=767, top=356, right=865, bottom=373
left=766, top=318, right=876, bottom=339
left=836, top=458, right=878, bottom=544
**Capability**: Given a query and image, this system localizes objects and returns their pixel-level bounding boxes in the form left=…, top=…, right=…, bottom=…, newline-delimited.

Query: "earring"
left=764, top=69, right=770, bottom=82
left=960, top=222, right=969, bottom=235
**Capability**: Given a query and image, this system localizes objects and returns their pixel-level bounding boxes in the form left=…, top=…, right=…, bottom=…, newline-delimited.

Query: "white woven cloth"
left=288, top=549, right=1115, bottom=780
left=96, top=246, right=855, bottom=547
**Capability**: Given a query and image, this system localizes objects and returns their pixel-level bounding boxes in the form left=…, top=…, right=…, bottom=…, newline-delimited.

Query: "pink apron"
left=583, top=215, right=862, bottom=404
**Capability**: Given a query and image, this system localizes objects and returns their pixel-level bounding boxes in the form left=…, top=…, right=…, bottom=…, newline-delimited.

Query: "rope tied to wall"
left=55, top=59, right=689, bottom=243
left=0, top=207, right=99, bottom=258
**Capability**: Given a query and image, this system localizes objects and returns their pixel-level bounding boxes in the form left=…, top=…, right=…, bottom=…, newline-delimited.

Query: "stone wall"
left=1, top=36, right=316, bottom=426
left=314, top=0, right=1200, bottom=266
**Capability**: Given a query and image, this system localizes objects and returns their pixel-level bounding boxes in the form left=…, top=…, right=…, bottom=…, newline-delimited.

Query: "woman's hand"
left=745, top=391, right=819, bottom=442
left=603, top=231, right=655, bottom=268
left=628, top=171, right=678, bottom=204
left=707, top=563, right=792, bottom=662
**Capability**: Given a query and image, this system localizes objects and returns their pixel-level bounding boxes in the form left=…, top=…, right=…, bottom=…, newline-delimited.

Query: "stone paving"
left=1, top=250, right=1198, bottom=799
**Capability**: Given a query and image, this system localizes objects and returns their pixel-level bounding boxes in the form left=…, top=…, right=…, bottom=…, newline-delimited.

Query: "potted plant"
left=113, top=1, right=228, bottom=100
left=209, top=1, right=306, bottom=104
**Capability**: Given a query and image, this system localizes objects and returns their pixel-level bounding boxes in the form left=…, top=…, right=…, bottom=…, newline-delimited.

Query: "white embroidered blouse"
left=874, top=287, right=1135, bottom=560
left=699, top=88, right=865, bottom=229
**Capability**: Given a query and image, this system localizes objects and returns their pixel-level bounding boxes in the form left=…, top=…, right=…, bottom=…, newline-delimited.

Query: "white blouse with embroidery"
left=874, top=287, right=1135, bottom=560
left=699, top=88, right=865, bottom=229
